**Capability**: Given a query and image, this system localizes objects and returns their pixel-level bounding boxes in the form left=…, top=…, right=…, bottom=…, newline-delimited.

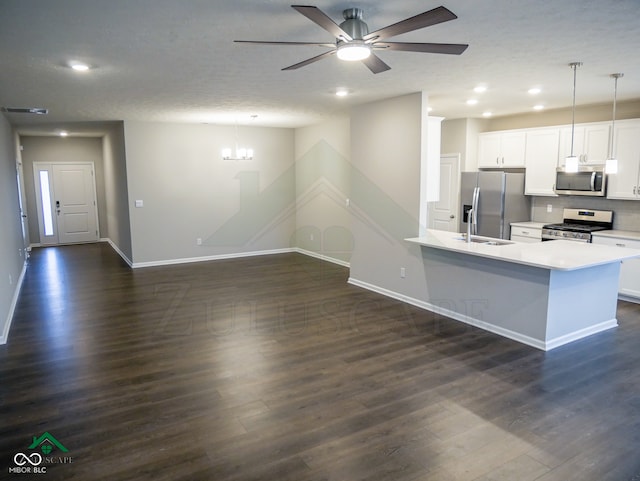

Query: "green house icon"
left=29, top=432, right=69, bottom=455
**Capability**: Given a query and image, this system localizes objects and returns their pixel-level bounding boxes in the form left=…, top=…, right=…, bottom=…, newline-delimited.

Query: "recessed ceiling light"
left=69, top=62, right=90, bottom=72
left=427, top=106, right=433, bottom=113
left=482, top=111, right=492, bottom=117
left=59, top=131, right=69, bottom=137
left=473, top=85, right=487, bottom=93
left=336, top=89, right=349, bottom=97
left=528, top=87, right=542, bottom=95
left=466, top=99, right=478, bottom=105
left=533, top=104, right=545, bottom=111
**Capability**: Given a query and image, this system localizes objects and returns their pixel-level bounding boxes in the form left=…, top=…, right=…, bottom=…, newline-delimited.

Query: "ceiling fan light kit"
left=336, top=41, right=370, bottom=61
left=235, top=5, right=468, bottom=74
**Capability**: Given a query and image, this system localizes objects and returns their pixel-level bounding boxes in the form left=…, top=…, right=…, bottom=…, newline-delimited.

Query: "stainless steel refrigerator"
left=460, top=171, right=531, bottom=240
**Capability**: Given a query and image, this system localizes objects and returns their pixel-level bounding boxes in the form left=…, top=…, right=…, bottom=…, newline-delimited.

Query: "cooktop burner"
left=542, top=223, right=610, bottom=233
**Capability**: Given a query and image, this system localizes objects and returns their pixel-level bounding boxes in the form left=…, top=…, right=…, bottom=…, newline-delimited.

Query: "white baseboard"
left=1, top=260, right=27, bottom=345
left=293, top=248, right=350, bottom=268
left=618, top=293, right=640, bottom=304
left=545, top=319, right=618, bottom=351
left=100, top=238, right=133, bottom=267
left=347, top=276, right=615, bottom=351
left=130, top=248, right=298, bottom=269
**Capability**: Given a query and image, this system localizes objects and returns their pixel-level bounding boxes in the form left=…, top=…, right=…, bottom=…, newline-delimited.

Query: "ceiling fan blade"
left=364, top=6, right=457, bottom=42
left=361, top=53, right=391, bottom=74
left=292, top=5, right=352, bottom=41
left=235, top=40, right=335, bottom=48
left=375, top=42, right=468, bottom=55
left=282, top=49, right=336, bottom=71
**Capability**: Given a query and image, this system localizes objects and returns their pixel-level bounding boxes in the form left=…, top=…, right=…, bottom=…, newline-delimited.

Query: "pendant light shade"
left=606, top=73, right=623, bottom=174
left=565, top=62, right=582, bottom=173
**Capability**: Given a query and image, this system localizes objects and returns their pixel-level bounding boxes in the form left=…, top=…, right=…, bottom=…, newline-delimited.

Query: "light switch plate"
left=135, top=200, right=144, bottom=208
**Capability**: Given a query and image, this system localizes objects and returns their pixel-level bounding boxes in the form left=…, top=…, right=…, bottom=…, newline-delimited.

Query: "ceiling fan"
left=234, top=5, right=468, bottom=74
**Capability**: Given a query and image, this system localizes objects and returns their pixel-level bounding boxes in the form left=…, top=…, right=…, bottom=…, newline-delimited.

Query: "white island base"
left=406, top=230, right=640, bottom=351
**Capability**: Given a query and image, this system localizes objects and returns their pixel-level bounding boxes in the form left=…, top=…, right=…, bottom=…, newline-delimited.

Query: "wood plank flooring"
left=1, top=243, right=639, bottom=481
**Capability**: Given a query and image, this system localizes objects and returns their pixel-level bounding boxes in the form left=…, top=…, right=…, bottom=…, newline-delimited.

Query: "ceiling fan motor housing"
left=339, top=8, right=369, bottom=42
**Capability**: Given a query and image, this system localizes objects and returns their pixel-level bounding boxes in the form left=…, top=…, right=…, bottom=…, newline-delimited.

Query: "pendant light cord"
left=610, top=73, right=623, bottom=159
left=569, top=62, right=581, bottom=158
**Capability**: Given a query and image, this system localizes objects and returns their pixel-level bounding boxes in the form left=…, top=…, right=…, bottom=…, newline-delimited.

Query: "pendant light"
left=565, top=62, right=582, bottom=173
left=606, top=73, right=623, bottom=174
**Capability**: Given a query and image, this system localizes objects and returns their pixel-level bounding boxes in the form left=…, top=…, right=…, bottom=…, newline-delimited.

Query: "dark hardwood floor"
left=1, top=243, right=639, bottom=481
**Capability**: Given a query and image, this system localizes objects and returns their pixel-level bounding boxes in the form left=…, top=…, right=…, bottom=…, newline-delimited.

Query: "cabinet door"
left=559, top=124, right=610, bottom=165
left=558, top=126, right=585, bottom=166
left=607, top=122, right=640, bottom=200
left=592, top=236, right=640, bottom=299
left=478, top=133, right=502, bottom=168
left=511, top=235, right=541, bottom=243
left=583, top=124, right=610, bottom=164
left=524, top=129, right=560, bottom=196
left=500, top=132, right=527, bottom=167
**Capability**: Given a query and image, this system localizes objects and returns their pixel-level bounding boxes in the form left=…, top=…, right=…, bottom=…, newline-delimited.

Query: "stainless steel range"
left=542, top=208, right=613, bottom=243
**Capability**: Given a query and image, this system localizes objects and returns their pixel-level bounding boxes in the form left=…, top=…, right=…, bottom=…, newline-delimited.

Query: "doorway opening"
left=33, top=162, right=99, bottom=245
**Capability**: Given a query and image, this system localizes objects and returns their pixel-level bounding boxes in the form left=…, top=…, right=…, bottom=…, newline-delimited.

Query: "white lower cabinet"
left=510, top=224, right=543, bottom=243
left=592, top=233, right=640, bottom=301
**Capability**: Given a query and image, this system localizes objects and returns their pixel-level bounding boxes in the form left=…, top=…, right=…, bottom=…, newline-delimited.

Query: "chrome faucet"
left=466, top=208, right=473, bottom=243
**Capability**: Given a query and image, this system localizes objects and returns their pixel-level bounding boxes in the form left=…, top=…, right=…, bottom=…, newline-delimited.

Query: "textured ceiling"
left=1, top=0, right=639, bottom=132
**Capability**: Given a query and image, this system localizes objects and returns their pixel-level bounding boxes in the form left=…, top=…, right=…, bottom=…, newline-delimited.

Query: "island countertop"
left=406, top=229, right=640, bottom=271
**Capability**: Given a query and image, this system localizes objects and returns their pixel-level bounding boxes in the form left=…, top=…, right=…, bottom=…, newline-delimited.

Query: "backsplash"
left=531, top=197, right=640, bottom=232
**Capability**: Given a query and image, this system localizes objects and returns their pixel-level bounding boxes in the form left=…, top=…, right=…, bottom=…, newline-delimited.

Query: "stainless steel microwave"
left=554, top=166, right=607, bottom=196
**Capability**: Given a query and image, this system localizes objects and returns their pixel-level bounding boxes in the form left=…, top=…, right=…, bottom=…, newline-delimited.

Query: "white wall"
left=0, top=114, right=27, bottom=343
left=441, top=117, right=489, bottom=172
left=103, top=122, right=132, bottom=263
left=349, top=93, right=430, bottom=301
left=123, top=121, right=296, bottom=265
left=294, top=114, right=351, bottom=264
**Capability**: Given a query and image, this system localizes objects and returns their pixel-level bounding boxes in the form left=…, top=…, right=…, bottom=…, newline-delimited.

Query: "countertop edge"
left=592, top=230, right=640, bottom=242
left=406, top=230, right=640, bottom=271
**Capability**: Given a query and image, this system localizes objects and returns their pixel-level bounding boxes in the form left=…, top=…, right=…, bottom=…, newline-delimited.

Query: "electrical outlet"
left=400, top=267, right=406, bottom=278
left=547, top=204, right=553, bottom=213
left=196, top=238, right=202, bottom=246
left=345, top=198, right=350, bottom=207
left=310, top=234, right=314, bottom=241
left=8, top=274, right=12, bottom=285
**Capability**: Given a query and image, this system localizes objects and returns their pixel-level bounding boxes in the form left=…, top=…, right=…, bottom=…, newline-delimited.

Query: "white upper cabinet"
left=478, top=131, right=526, bottom=168
left=606, top=119, right=640, bottom=200
left=558, top=123, right=610, bottom=166
left=524, top=128, right=560, bottom=196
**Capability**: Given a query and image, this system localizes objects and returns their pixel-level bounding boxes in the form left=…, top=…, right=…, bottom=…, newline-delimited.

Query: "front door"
left=33, top=162, right=99, bottom=245
left=428, top=154, right=460, bottom=232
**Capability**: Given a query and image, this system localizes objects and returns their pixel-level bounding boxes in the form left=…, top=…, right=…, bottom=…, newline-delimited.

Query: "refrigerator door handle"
left=472, top=187, right=480, bottom=235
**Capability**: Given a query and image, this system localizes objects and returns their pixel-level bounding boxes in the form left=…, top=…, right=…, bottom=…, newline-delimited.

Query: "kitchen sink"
left=453, top=234, right=514, bottom=246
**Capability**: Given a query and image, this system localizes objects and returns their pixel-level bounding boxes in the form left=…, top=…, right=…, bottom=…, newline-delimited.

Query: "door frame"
left=32, top=161, right=100, bottom=246
left=427, top=153, right=461, bottom=232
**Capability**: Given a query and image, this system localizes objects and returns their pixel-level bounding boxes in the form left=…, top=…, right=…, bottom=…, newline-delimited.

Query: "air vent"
left=1, top=107, right=48, bottom=115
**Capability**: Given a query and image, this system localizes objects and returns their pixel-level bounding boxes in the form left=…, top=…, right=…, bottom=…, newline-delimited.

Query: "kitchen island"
left=406, top=229, right=640, bottom=350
